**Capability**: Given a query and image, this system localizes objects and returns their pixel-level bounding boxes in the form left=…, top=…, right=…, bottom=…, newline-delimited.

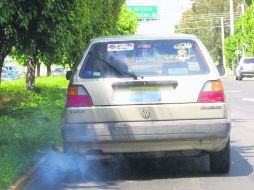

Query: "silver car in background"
left=236, top=57, right=254, bottom=80
left=61, top=34, right=231, bottom=173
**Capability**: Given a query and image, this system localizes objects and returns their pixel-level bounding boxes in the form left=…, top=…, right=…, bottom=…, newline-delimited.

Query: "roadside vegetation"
left=225, top=2, right=254, bottom=66
left=0, top=0, right=138, bottom=89
left=176, top=0, right=253, bottom=69
left=0, top=1, right=138, bottom=189
left=0, top=76, right=68, bottom=190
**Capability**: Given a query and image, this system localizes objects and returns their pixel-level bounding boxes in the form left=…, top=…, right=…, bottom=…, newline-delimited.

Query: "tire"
left=236, top=70, right=243, bottom=80
left=238, top=72, right=243, bottom=80
left=209, top=139, right=230, bottom=173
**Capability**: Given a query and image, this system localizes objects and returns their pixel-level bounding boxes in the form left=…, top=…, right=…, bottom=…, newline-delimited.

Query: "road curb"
left=7, top=155, right=48, bottom=190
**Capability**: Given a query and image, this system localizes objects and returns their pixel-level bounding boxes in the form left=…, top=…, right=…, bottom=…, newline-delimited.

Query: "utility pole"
left=241, top=4, right=245, bottom=30
left=229, top=0, right=234, bottom=35
left=221, top=17, right=227, bottom=76
left=241, top=3, right=245, bottom=58
left=229, top=0, right=234, bottom=76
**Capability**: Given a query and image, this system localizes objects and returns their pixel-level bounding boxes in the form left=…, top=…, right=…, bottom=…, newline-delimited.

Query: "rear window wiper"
left=97, top=56, right=138, bottom=80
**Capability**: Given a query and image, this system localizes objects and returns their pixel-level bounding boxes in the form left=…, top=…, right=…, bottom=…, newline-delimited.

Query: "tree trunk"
left=0, top=53, right=7, bottom=84
left=0, top=56, right=5, bottom=84
left=36, top=62, right=41, bottom=77
left=46, top=64, right=51, bottom=76
left=26, top=55, right=36, bottom=91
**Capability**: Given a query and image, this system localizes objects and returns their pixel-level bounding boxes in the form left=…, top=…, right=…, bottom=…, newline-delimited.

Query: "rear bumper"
left=62, top=119, right=231, bottom=154
left=240, top=71, right=254, bottom=76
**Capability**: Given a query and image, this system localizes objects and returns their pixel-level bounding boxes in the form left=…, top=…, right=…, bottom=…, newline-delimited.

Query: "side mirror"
left=66, top=71, right=72, bottom=80
left=216, top=65, right=225, bottom=76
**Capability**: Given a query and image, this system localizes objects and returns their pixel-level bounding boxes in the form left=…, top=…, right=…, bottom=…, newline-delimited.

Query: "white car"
left=52, top=67, right=65, bottom=76
left=61, top=34, right=231, bottom=173
left=235, top=57, right=254, bottom=80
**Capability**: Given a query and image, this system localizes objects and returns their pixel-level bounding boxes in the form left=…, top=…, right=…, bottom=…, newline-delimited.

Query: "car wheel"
left=238, top=72, right=243, bottom=80
left=209, top=139, right=230, bottom=173
left=235, top=75, right=239, bottom=80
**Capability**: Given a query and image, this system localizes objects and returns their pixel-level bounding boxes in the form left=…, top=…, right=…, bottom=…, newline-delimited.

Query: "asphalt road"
left=24, top=78, right=254, bottom=190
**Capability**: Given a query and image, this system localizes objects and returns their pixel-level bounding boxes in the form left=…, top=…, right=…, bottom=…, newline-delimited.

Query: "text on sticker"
left=174, top=43, right=192, bottom=50
left=107, top=43, right=134, bottom=51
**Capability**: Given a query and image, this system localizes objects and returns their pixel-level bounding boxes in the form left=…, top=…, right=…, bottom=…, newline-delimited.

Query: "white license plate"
left=130, top=86, right=161, bottom=103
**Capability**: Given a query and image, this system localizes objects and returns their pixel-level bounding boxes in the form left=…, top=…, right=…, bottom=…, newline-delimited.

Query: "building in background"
left=126, top=0, right=191, bottom=34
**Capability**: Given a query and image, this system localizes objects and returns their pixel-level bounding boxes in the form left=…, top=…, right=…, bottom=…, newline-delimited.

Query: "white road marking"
left=241, top=98, right=254, bottom=102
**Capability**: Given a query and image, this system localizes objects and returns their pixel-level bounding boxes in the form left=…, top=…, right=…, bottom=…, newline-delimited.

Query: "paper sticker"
left=168, top=68, right=189, bottom=75
left=137, top=44, right=152, bottom=49
left=83, top=70, right=92, bottom=77
left=92, top=72, right=101, bottom=77
left=174, top=42, right=192, bottom=50
left=175, top=49, right=190, bottom=60
left=107, top=43, right=134, bottom=51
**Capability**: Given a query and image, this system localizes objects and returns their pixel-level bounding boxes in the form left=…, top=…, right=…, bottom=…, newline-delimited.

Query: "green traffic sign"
left=127, top=6, right=158, bottom=20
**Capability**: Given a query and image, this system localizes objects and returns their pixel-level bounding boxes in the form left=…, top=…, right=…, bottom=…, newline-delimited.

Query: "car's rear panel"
left=243, top=64, right=254, bottom=72
left=63, top=102, right=228, bottom=123
left=62, top=35, right=230, bottom=154
left=240, top=58, right=254, bottom=74
left=63, top=75, right=228, bottom=123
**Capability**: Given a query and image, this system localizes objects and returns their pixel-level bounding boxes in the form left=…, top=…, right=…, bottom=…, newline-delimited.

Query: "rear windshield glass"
left=243, top=58, right=254, bottom=64
left=80, top=40, right=209, bottom=78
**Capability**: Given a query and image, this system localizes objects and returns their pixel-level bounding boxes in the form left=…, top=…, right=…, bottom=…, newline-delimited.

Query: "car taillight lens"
left=240, top=66, right=243, bottom=70
left=198, top=80, right=225, bottom=103
left=66, top=86, right=93, bottom=107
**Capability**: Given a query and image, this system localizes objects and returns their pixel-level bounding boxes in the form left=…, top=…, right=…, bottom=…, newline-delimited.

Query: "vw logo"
left=141, top=108, right=151, bottom=119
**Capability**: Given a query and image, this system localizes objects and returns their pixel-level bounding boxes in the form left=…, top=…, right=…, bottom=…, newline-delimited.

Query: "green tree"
left=10, top=0, right=125, bottom=90
left=245, top=0, right=253, bottom=6
left=41, top=0, right=138, bottom=72
left=1, top=0, right=74, bottom=89
left=0, top=0, right=21, bottom=82
left=1, top=0, right=138, bottom=88
left=117, top=4, right=139, bottom=35
left=225, top=3, right=254, bottom=65
left=177, top=0, right=244, bottom=66
left=224, top=33, right=241, bottom=67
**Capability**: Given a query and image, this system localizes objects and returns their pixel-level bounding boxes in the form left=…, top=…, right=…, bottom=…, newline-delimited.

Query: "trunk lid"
left=73, top=75, right=212, bottom=106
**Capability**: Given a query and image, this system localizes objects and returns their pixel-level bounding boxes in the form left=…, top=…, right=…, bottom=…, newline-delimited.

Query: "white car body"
left=61, top=34, right=231, bottom=173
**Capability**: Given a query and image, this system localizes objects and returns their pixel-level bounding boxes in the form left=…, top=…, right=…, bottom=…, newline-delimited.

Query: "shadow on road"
left=26, top=145, right=253, bottom=190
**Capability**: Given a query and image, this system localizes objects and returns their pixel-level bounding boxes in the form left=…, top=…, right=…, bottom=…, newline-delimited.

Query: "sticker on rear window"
left=137, top=44, right=152, bottom=49
left=92, top=71, right=101, bottom=77
left=174, top=42, right=192, bottom=50
left=83, top=70, right=92, bottom=77
left=168, top=68, right=189, bottom=75
left=175, top=49, right=190, bottom=61
left=107, top=43, right=134, bottom=51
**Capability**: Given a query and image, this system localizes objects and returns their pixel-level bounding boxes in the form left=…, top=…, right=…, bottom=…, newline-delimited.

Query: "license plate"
left=130, top=86, right=161, bottom=103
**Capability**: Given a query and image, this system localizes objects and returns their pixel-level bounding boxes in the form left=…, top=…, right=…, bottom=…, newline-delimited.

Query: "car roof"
left=90, top=34, right=198, bottom=43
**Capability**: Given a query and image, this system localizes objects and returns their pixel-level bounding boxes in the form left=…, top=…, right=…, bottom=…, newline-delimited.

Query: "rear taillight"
left=66, top=86, right=93, bottom=107
left=198, top=80, right=225, bottom=103
left=240, top=66, right=243, bottom=70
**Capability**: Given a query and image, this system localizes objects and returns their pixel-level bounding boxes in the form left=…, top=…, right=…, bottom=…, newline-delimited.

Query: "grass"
left=0, top=76, right=68, bottom=190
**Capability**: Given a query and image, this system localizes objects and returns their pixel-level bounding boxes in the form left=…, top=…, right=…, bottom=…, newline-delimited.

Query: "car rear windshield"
left=243, top=58, right=254, bottom=64
left=80, top=39, right=209, bottom=78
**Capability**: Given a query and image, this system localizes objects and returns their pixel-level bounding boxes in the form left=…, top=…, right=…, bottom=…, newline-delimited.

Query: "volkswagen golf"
left=61, top=34, right=231, bottom=173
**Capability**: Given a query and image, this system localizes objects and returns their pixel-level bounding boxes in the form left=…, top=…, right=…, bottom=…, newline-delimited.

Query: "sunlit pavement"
left=24, top=78, right=254, bottom=190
